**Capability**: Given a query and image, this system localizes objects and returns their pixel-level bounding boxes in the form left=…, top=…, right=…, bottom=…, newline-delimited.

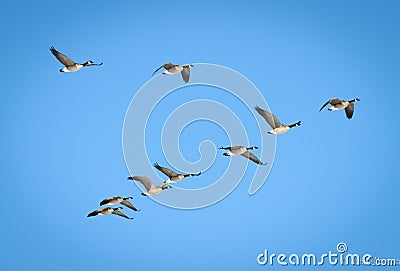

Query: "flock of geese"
left=50, top=46, right=361, bottom=220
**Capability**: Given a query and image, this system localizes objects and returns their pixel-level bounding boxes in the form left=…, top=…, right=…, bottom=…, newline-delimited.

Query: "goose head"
left=84, top=60, right=103, bottom=66
left=84, top=60, right=94, bottom=66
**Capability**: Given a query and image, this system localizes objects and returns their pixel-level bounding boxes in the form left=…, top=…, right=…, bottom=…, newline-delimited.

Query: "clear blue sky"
left=1, top=0, right=399, bottom=270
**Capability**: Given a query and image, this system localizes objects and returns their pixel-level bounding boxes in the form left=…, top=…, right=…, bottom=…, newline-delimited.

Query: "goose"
left=154, top=162, right=201, bottom=184
left=152, top=62, right=193, bottom=83
left=99, top=196, right=139, bottom=212
left=319, top=98, right=360, bottom=119
left=255, top=106, right=301, bottom=134
left=50, top=46, right=103, bottom=72
left=219, top=146, right=266, bottom=165
left=87, top=207, right=133, bottom=219
left=127, top=176, right=172, bottom=196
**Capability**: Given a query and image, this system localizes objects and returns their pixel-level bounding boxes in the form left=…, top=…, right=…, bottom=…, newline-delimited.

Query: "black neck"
left=288, top=121, right=301, bottom=128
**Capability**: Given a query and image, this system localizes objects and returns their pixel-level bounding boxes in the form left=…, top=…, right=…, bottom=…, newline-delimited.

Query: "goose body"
left=219, top=146, right=266, bottom=165
left=87, top=207, right=133, bottom=219
left=50, top=46, right=103, bottom=72
left=128, top=176, right=172, bottom=196
left=255, top=106, right=301, bottom=134
left=153, top=162, right=201, bottom=184
left=99, top=196, right=139, bottom=212
left=152, top=62, right=193, bottom=82
left=319, top=98, right=360, bottom=119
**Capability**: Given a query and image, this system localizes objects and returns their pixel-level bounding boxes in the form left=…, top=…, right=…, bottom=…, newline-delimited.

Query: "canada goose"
left=319, top=98, right=360, bottom=119
left=153, top=162, right=201, bottom=184
left=219, top=146, right=266, bottom=165
left=87, top=207, right=133, bottom=219
left=152, top=62, right=193, bottom=83
left=255, top=106, right=301, bottom=134
left=50, top=46, right=103, bottom=72
left=100, top=196, right=139, bottom=212
left=127, top=176, right=172, bottom=196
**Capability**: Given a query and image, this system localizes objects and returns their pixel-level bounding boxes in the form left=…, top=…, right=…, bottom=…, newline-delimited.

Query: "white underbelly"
left=64, top=64, right=83, bottom=72
left=269, top=127, right=290, bottom=134
left=329, top=103, right=347, bottom=110
left=164, top=66, right=183, bottom=74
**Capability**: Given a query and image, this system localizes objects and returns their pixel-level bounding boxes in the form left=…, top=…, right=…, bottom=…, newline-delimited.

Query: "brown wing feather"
left=181, top=66, right=191, bottom=83
left=240, top=151, right=266, bottom=165
left=112, top=210, right=133, bottom=219
left=154, top=162, right=178, bottom=177
left=50, top=46, right=76, bottom=66
left=121, top=200, right=139, bottom=212
left=345, top=103, right=355, bottom=119
left=129, top=176, right=153, bottom=190
left=255, top=106, right=281, bottom=128
left=163, top=62, right=176, bottom=69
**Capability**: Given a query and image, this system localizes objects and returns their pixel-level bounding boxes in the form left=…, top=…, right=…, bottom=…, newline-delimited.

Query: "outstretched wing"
left=50, top=46, right=76, bottom=66
left=99, top=196, right=116, bottom=206
left=154, top=162, right=178, bottom=177
left=319, top=100, right=331, bottom=112
left=345, top=103, right=355, bottom=119
left=128, top=176, right=153, bottom=191
left=152, top=62, right=176, bottom=75
left=255, top=106, right=281, bottom=128
left=152, top=65, right=164, bottom=75
left=181, top=65, right=191, bottom=83
left=121, top=200, right=139, bottom=212
left=112, top=210, right=133, bottom=220
left=87, top=209, right=99, bottom=217
left=240, top=151, right=266, bottom=165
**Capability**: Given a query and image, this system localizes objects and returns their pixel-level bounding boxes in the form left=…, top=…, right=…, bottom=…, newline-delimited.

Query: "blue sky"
left=1, top=0, right=399, bottom=270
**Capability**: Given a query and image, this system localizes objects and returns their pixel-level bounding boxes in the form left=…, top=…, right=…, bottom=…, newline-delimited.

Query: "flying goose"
left=153, top=162, right=201, bottom=184
left=219, top=146, right=266, bottom=165
left=127, top=176, right=172, bottom=196
left=100, top=196, right=139, bottom=212
left=255, top=106, right=301, bottom=134
left=87, top=207, right=133, bottom=219
left=319, top=98, right=360, bottom=119
left=152, top=62, right=193, bottom=83
left=50, top=46, right=103, bottom=72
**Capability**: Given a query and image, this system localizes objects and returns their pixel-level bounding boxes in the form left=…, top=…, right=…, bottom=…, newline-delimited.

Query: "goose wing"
left=152, top=65, right=164, bottom=75
left=240, top=151, right=266, bottom=165
left=345, top=103, right=355, bottom=119
left=99, top=196, right=120, bottom=206
left=99, top=197, right=113, bottom=206
left=112, top=209, right=133, bottom=220
left=152, top=62, right=176, bottom=75
left=319, top=98, right=342, bottom=111
left=128, top=176, right=153, bottom=191
left=181, top=65, right=191, bottom=83
left=255, top=106, right=281, bottom=128
left=154, top=162, right=178, bottom=177
left=121, top=200, right=139, bottom=212
left=319, top=100, right=331, bottom=112
left=87, top=209, right=100, bottom=217
left=50, top=46, right=76, bottom=66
